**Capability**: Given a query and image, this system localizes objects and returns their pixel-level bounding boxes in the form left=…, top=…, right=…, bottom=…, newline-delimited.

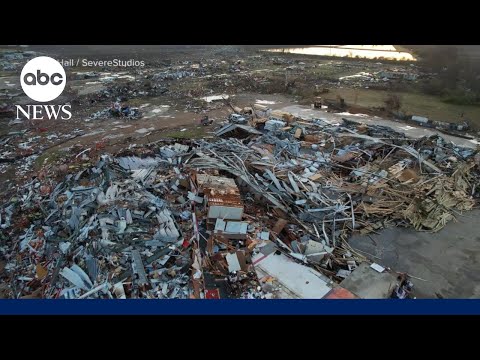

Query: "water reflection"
left=266, top=45, right=416, bottom=61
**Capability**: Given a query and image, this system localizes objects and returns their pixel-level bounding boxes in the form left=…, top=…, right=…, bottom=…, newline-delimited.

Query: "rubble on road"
left=1, top=106, right=479, bottom=299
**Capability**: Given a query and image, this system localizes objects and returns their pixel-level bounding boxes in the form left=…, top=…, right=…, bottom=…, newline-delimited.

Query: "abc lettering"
left=23, top=70, right=63, bottom=85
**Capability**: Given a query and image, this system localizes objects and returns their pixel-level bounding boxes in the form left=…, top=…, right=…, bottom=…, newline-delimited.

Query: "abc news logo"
left=16, top=56, right=71, bottom=120
left=23, top=70, right=64, bottom=86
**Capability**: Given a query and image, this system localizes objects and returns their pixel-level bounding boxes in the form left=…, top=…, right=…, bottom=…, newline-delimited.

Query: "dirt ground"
left=0, top=43, right=299, bottom=193
left=19, top=91, right=293, bottom=166
left=2, top=45, right=480, bottom=299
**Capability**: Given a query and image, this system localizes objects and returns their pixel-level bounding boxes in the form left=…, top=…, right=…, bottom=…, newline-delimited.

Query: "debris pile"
left=153, top=70, right=195, bottom=81
left=89, top=105, right=141, bottom=120
left=0, top=51, right=38, bottom=71
left=1, top=145, right=193, bottom=299
left=1, top=108, right=479, bottom=299
left=338, top=67, right=427, bottom=87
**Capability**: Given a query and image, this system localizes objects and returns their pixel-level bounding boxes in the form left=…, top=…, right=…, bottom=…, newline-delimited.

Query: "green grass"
left=0, top=71, right=16, bottom=78
left=327, top=88, right=480, bottom=126
left=305, top=64, right=360, bottom=79
left=163, top=127, right=209, bottom=139
left=128, top=96, right=174, bottom=107
left=35, top=149, right=68, bottom=169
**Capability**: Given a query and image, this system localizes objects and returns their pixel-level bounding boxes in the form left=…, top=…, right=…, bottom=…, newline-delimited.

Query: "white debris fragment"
left=370, top=263, right=386, bottom=273
left=59, top=242, right=71, bottom=254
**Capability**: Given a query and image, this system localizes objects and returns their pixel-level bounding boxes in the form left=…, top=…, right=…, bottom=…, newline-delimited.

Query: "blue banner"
left=0, top=299, right=479, bottom=315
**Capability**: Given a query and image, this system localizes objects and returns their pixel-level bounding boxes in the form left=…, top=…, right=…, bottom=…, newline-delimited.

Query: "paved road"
left=349, top=210, right=480, bottom=299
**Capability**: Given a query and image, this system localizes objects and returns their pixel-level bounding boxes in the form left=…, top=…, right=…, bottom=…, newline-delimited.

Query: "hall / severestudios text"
left=59, top=58, right=145, bottom=67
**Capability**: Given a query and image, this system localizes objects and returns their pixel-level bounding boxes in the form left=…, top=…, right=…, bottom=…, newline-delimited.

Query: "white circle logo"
left=20, top=56, right=66, bottom=102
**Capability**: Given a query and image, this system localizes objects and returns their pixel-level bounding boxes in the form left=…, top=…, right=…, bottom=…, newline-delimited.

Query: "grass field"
left=328, top=88, right=480, bottom=126
left=162, top=126, right=210, bottom=139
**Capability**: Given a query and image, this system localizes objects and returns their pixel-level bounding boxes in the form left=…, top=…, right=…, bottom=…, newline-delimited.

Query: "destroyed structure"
left=1, top=107, right=479, bottom=299
left=1, top=47, right=479, bottom=300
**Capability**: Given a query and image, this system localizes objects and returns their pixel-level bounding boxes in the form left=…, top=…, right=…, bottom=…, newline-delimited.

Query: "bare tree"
left=384, top=93, right=401, bottom=111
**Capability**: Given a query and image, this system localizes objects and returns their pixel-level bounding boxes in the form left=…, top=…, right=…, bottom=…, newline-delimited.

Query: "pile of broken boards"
left=211, top=117, right=480, bottom=235
left=1, top=118, right=480, bottom=299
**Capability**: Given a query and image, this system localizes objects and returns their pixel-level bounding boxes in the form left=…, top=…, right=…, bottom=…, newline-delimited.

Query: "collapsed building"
left=196, top=174, right=244, bottom=221
left=1, top=101, right=479, bottom=300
